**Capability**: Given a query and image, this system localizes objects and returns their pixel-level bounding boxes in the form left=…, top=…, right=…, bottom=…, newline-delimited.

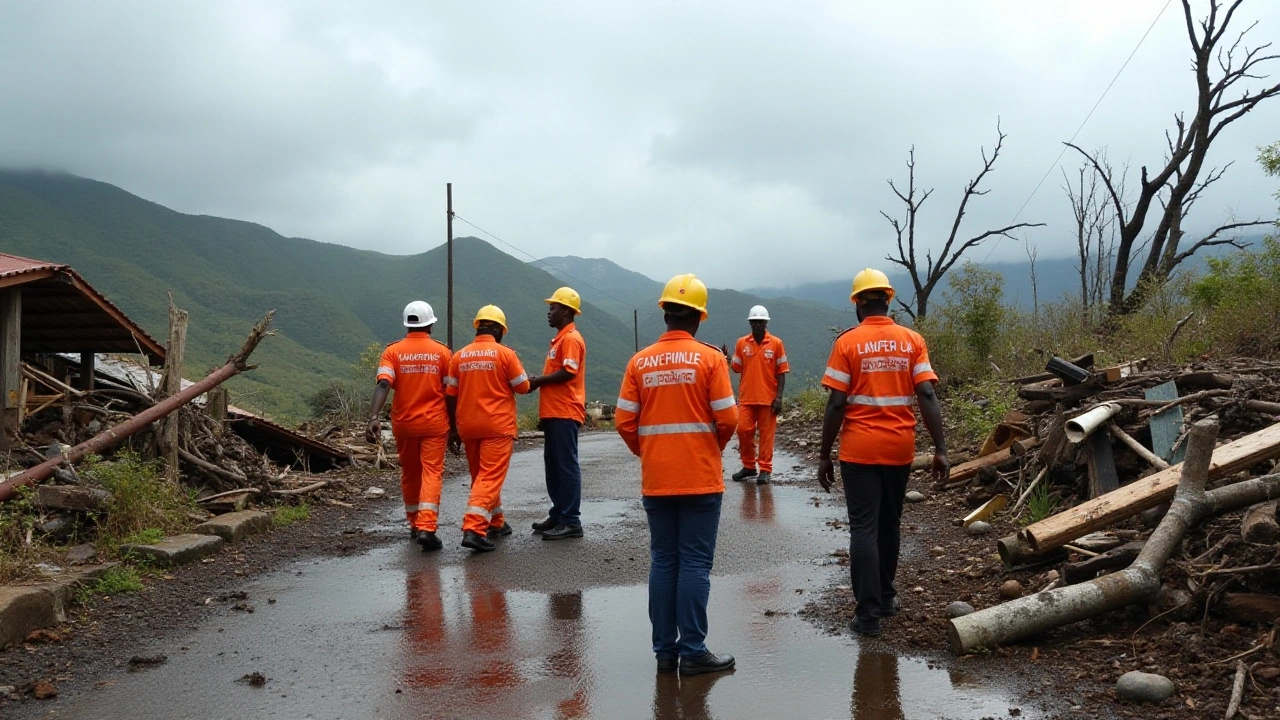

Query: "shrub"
left=83, top=452, right=199, bottom=553
left=76, top=565, right=145, bottom=604
left=943, top=379, right=1018, bottom=449
left=787, top=377, right=829, bottom=423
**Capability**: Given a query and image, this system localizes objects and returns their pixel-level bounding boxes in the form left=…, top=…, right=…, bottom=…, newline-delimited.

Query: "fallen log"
left=0, top=312, right=274, bottom=501
left=178, top=449, right=247, bottom=485
left=1060, top=541, right=1144, bottom=585
left=1019, top=420, right=1280, bottom=554
left=950, top=419, right=1280, bottom=654
left=1241, top=501, right=1279, bottom=544
left=944, top=439, right=1041, bottom=486
left=270, top=480, right=328, bottom=496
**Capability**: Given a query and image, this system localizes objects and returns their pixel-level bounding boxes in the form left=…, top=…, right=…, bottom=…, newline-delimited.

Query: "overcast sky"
left=2, top=0, right=1278, bottom=289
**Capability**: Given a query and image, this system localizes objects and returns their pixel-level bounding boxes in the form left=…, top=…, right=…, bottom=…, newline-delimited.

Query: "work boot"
left=656, top=655, right=678, bottom=673
left=461, top=531, right=496, bottom=553
left=731, top=467, right=757, bottom=482
left=531, top=517, right=558, bottom=533
left=542, top=524, right=584, bottom=541
left=679, top=650, right=735, bottom=676
left=417, top=531, right=443, bottom=551
left=488, top=523, right=513, bottom=538
left=756, top=471, right=771, bottom=485
left=850, top=617, right=881, bottom=637
left=881, top=596, right=901, bottom=616
left=409, top=528, right=420, bottom=542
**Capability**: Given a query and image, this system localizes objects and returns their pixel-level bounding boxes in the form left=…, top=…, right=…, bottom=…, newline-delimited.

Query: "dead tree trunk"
left=159, top=296, right=189, bottom=482
left=950, top=418, right=1280, bottom=654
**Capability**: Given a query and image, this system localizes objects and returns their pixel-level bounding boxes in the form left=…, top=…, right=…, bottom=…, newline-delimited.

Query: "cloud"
left=1, top=0, right=1277, bottom=288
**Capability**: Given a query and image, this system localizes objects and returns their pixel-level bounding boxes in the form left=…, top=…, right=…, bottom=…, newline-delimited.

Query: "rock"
left=43, top=443, right=72, bottom=459
left=999, top=580, right=1024, bottom=599
left=194, top=510, right=270, bottom=544
left=1044, top=569, right=1060, bottom=582
left=965, top=521, right=993, bottom=536
left=1115, top=671, right=1175, bottom=703
left=32, top=680, right=58, bottom=699
left=24, top=628, right=62, bottom=644
left=119, top=534, right=223, bottom=567
left=65, top=544, right=96, bottom=565
left=128, top=654, right=168, bottom=669
left=36, top=515, right=75, bottom=540
left=905, top=491, right=926, bottom=503
left=911, top=586, right=925, bottom=594
left=35, top=485, right=112, bottom=512
left=1256, top=666, right=1280, bottom=681
left=797, top=440, right=809, bottom=448
left=363, top=486, right=385, bottom=499
left=945, top=601, right=975, bottom=618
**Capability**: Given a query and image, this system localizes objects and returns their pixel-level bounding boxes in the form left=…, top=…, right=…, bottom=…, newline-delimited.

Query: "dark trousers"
left=542, top=418, right=582, bottom=528
left=643, top=493, right=722, bottom=659
left=840, top=462, right=910, bottom=622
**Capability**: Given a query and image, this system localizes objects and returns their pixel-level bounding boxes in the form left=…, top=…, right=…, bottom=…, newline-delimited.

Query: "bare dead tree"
left=1063, top=154, right=1122, bottom=322
left=1024, top=239, right=1040, bottom=318
left=1068, top=0, right=1280, bottom=316
left=883, top=122, right=1045, bottom=320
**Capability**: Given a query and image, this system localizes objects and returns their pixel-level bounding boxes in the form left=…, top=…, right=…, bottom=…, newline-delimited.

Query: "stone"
left=34, top=485, right=112, bottom=512
left=37, top=515, right=75, bottom=540
left=1115, top=671, right=1175, bottom=703
left=363, top=486, right=386, bottom=499
left=999, top=580, right=1024, bottom=599
left=965, top=521, right=993, bottom=536
left=194, top=510, right=270, bottom=544
left=0, top=586, right=58, bottom=649
left=945, top=601, right=975, bottom=618
left=905, top=491, right=926, bottom=503
left=66, top=543, right=96, bottom=564
left=32, top=680, right=58, bottom=699
left=120, top=534, right=223, bottom=567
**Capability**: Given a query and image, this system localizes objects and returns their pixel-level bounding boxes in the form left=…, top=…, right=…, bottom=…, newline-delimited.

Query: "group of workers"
left=367, top=267, right=949, bottom=676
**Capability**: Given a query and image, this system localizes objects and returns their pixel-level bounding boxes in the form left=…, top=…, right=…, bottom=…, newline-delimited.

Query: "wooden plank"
left=1021, top=421, right=1280, bottom=553
left=1085, top=432, right=1119, bottom=498
left=1146, top=381, right=1186, bottom=465
left=943, top=439, right=1041, bottom=485
left=0, top=289, right=19, bottom=415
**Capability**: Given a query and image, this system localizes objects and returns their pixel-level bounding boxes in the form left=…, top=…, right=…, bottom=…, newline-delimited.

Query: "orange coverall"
left=445, top=335, right=531, bottom=536
left=730, top=332, right=789, bottom=473
left=377, top=332, right=452, bottom=532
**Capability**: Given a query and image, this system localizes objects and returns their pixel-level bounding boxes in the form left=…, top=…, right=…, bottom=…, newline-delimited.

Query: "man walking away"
left=531, top=287, right=588, bottom=541
left=817, top=269, right=949, bottom=637
left=730, top=305, right=789, bottom=485
left=615, top=273, right=739, bottom=676
left=366, top=301, right=452, bottom=551
left=445, top=305, right=538, bottom=553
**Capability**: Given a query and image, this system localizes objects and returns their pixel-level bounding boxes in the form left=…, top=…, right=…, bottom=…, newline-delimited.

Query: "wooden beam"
left=943, top=438, right=1042, bottom=485
left=78, top=352, right=94, bottom=391
left=159, top=298, right=189, bottom=483
left=1021, top=421, right=1280, bottom=553
left=0, top=288, right=20, bottom=442
left=0, top=268, right=56, bottom=289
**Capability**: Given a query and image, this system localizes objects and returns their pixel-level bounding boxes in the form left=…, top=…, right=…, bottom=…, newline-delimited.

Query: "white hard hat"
left=747, top=305, right=770, bottom=321
left=403, top=301, right=437, bottom=328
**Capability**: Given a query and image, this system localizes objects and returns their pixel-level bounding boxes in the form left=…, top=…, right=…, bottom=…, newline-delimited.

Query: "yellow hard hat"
left=544, top=286, right=582, bottom=314
left=851, top=268, right=895, bottom=303
left=658, top=273, right=708, bottom=320
left=473, top=304, right=508, bottom=331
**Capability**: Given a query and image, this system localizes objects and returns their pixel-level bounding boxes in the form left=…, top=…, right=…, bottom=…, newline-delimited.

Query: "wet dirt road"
left=28, top=434, right=1030, bottom=719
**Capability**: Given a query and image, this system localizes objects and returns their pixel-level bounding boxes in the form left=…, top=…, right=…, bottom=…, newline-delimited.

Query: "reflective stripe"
left=509, top=373, right=528, bottom=387
left=777, top=355, right=788, bottom=364
left=913, top=362, right=933, bottom=376
left=563, top=358, right=579, bottom=370
left=464, top=505, right=492, bottom=520
left=405, top=502, right=440, bottom=513
left=443, top=376, right=458, bottom=387
left=638, top=422, right=715, bottom=436
left=850, top=394, right=914, bottom=407
left=616, top=397, right=640, bottom=413
left=731, top=355, right=742, bottom=365
left=709, top=395, right=736, bottom=411
left=492, top=505, right=503, bottom=515
left=377, top=365, right=395, bottom=378
left=824, top=366, right=851, bottom=384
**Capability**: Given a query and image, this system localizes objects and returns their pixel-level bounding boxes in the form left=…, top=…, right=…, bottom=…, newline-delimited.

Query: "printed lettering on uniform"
left=548, top=348, right=558, bottom=359
left=642, top=369, right=697, bottom=388
left=763, top=350, right=774, bottom=360
left=635, top=351, right=701, bottom=370
left=397, top=352, right=442, bottom=362
left=856, top=340, right=913, bottom=355
left=742, top=346, right=753, bottom=357
left=458, top=361, right=497, bottom=372
left=861, top=356, right=909, bottom=373
left=399, top=364, right=442, bottom=374
left=458, top=348, right=499, bottom=359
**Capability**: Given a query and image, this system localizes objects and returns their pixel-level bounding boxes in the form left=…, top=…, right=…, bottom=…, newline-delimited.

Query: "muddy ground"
left=773, top=416, right=1280, bottom=719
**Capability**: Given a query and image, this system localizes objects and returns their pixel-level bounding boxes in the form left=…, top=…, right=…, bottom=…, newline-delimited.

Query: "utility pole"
left=446, top=182, right=454, bottom=350
left=633, top=309, right=639, bottom=353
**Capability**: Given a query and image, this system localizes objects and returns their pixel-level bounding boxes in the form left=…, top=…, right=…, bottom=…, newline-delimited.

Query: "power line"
left=451, top=212, right=640, bottom=311
left=982, top=0, right=1174, bottom=262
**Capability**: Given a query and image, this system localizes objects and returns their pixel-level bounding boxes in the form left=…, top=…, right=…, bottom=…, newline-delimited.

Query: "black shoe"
left=881, top=596, right=901, bottom=616
left=461, top=531, right=495, bottom=553
left=850, top=617, right=881, bottom=637
left=531, top=517, right=558, bottom=533
left=417, top=531, right=443, bottom=551
left=731, top=468, right=757, bottom=482
left=409, top=528, right=420, bottom=542
left=488, top=523, right=513, bottom=538
left=542, top=524, right=584, bottom=541
left=679, top=650, right=735, bottom=676
left=756, top=471, right=771, bottom=485
left=656, top=655, right=678, bottom=673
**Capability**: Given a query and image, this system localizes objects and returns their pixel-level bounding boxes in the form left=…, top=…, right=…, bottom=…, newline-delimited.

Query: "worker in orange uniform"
left=818, top=269, right=948, bottom=637
left=530, top=287, right=588, bottom=541
left=445, top=305, right=538, bottom=553
left=729, top=305, right=789, bottom=485
left=366, top=301, right=452, bottom=551
left=615, top=273, right=739, bottom=676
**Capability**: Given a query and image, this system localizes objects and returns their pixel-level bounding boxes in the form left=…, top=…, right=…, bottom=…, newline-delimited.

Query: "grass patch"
left=273, top=503, right=310, bottom=527
left=786, top=377, right=829, bottom=423
left=1022, top=482, right=1058, bottom=525
left=82, top=451, right=200, bottom=555
left=122, top=528, right=165, bottom=545
left=517, top=408, right=541, bottom=433
left=942, top=380, right=1018, bottom=450
left=76, top=565, right=145, bottom=604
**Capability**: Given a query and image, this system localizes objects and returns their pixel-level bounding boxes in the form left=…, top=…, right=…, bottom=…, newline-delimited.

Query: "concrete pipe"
left=1065, top=402, right=1122, bottom=444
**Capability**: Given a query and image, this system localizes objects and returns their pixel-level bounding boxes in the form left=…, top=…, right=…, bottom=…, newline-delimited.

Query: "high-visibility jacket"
left=731, top=332, right=789, bottom=406
left=445, top=335, right=531, bottom=440
left=377, top=332, right=452, bottom=437
left=821, top=316, right=938, bottom=465
left=615, top=330, right=738, bottom=496
left=539, top=322, right=587, bottom=423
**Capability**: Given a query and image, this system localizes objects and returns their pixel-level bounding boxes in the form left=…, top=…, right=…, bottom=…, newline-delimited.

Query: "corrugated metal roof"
left=0, top=253, right=65, bottom=278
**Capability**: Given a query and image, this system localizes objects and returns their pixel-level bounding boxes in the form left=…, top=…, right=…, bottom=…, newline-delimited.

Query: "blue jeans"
left=542, top=419, right=582, bottom=528
left=642, top=493, right=722, bottom=659
left=840, top=462, right=910, bottom=622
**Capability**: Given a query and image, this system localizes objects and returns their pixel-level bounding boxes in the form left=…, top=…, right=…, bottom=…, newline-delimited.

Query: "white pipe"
left=1065, top=402, right=1122, bottom=444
